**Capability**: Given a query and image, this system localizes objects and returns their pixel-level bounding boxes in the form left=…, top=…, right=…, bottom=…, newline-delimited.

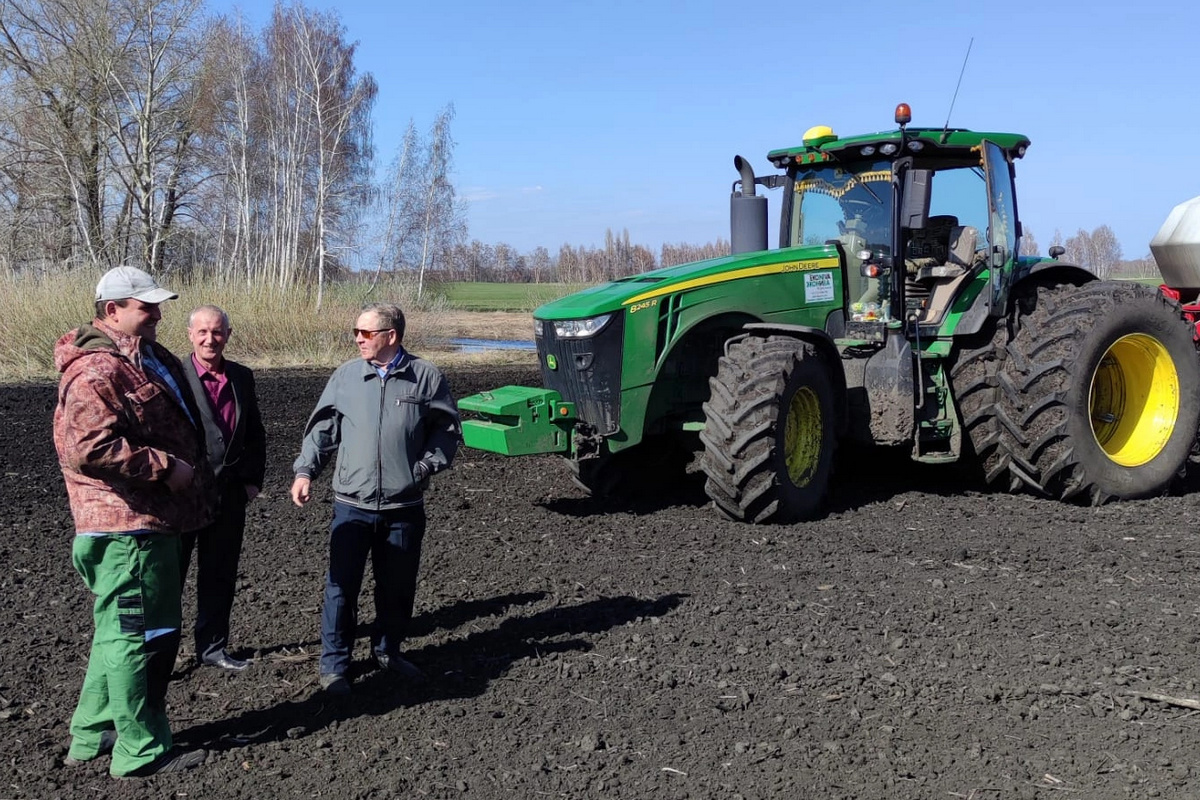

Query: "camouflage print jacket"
left=53, top=319, right=214, bottom=534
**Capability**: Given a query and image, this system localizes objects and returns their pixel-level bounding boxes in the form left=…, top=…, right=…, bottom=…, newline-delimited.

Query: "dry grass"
left=0, top=270, right=537, bottom=383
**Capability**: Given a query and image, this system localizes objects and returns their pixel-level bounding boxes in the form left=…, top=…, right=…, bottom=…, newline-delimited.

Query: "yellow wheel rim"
left=1089, top=333, right=1180, bottom=467
left=784, top=386, right=822, bottom=486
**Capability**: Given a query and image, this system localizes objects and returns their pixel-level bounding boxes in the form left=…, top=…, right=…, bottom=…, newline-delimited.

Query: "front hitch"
left=459, top=386, right=577, bottom=455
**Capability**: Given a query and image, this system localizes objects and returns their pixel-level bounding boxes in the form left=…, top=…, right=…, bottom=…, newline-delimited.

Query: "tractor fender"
left=955, top=261, right=1098, bottom=337
left=1020, top=260, right=1098, bottom=286
left=736, top=323, right=848, bottom=435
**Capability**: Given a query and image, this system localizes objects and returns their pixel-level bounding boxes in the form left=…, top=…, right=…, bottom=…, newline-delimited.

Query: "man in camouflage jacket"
left=53, top=266, right=213, bottom=778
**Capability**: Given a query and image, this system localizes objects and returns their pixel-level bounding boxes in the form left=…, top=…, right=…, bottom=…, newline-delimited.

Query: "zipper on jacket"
left=375, top=373, right=386, bottom=512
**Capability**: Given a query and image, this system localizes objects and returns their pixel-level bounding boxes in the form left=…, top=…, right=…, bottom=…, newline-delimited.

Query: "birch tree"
left=0, top=0, right=116, bottom=268
left=1019, top=227, right=1040, bottom=257
left=414, top=104, right=463, bottom=300
left=0, top=0, right=223, bottom=274
left=373, top=103, right=463, bottom=299
left=259, top=3, right=375, bottom=305
left=99, top=0, right=210, bottom=275
left=205, top=15, right=259, bottom=282
left=374, top=119, right=419, bottom=275
left=1088, top=224, right=1122, bottom=279
left=1065, top=225, right=1122, bottom=279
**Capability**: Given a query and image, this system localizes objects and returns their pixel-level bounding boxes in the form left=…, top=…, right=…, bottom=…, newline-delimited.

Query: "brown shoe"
left=116, top=748, right=207, bottom=778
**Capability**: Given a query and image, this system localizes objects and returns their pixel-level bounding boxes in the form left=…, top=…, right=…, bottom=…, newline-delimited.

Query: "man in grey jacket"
left=290, top=302, right=460, bottom=695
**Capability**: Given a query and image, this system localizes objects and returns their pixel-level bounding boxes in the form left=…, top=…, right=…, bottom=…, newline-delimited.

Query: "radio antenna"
left=942, top=37, right=974, bottom=140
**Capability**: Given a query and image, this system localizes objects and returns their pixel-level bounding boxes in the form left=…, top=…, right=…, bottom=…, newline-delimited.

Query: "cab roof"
left=767, top=127, right=1031, bottom=170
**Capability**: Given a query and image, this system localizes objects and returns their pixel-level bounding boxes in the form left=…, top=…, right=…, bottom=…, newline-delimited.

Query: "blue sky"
left=210, top=0, right=1199, bottom=260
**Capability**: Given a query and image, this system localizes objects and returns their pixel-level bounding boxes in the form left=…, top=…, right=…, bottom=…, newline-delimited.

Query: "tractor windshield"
left=790, top=161, right=894, bottom=255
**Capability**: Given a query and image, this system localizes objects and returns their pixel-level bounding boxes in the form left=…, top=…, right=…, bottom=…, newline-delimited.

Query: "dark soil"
left=5, top=365, right=1200, bottom=799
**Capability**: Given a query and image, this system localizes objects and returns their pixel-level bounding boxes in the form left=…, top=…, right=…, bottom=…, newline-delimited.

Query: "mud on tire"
left=700, top=335, right=836, bottom=523
left=956, top=280, right=1200, bottom=503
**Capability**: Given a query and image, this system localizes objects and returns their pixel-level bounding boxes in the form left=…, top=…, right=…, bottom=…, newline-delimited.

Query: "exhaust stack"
left=730, top=155, right=768, bottom=255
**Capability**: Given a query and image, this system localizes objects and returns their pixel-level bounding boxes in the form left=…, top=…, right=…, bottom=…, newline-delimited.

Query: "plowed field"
left=5, top=365, right=1200, bottom=799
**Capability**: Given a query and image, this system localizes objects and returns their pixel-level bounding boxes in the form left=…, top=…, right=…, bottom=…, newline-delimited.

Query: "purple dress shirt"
left=191, top=353, right=236, bottom=443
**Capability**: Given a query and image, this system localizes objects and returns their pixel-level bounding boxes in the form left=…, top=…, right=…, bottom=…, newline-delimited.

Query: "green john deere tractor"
left=459, top=103, right=1200, bottom=523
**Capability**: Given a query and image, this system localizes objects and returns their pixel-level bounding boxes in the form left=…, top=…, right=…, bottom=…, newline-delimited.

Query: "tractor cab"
left=750, top=104, right=1029, bottom=342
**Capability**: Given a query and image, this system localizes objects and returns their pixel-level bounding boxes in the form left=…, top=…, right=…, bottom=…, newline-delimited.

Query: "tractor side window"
left=927, top=167, right=989, bottom=247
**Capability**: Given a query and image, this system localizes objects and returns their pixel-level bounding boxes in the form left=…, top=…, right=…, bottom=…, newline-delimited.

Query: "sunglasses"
left=352, top=328, right=393, bottom=340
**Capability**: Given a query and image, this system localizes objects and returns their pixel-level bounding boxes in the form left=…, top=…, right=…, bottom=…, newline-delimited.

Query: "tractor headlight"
left=553, top=314, right=613, bottom=339
left=533, top=318, right=545, bottom=338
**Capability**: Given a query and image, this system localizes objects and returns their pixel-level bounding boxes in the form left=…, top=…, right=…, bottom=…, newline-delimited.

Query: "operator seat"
left=946, top=225, right=979, bottom=270
left=905, top=214, right=959, bottom=273
left=910, top=223, right=981, bottom=323
left=914, top=224, right=979, bottom=280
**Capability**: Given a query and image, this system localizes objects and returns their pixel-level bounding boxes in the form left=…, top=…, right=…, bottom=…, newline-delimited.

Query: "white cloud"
left=463, top=185, right=543, bottom=203
left=462, top=187, right=499, bottom=202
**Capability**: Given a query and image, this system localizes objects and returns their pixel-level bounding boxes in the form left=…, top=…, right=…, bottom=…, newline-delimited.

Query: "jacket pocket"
left=379, top=395, right=426, bottom=499
left=125, top=380, right=171, bottom=425
left=389, top=387, right=429, bottom=406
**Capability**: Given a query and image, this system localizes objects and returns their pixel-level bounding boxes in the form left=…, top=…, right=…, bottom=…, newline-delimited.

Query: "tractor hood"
left=534, top=245, right=836, bottom=321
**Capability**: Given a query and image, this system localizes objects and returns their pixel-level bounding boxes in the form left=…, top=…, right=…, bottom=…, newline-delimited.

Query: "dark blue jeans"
left=320, top=501, right=425, bottom=676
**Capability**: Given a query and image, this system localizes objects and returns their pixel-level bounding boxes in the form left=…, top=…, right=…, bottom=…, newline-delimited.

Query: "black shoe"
left=201, top=651, right=249, bottom=671
left=64, top=729, right=117, bottom=766
left=319, top=673, right=350, bottom=695
left=374, top=652, right=425, bottom=680
left=117, top=747, right=206, bottom=778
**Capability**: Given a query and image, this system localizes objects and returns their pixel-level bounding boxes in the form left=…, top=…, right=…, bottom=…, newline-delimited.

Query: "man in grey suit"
left=180, top=305, right=267, bottom=671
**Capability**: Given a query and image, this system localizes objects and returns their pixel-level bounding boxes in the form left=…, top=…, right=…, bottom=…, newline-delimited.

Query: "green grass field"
left=438, top=282, right=583, bottom=312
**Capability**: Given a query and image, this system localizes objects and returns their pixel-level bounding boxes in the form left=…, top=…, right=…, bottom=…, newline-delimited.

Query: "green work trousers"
left=67, top=532, right=182, bottom=776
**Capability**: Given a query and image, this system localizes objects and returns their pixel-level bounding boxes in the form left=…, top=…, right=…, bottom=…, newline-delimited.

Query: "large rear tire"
left=958, top=281, right=1200, bottom=503
left=700, top=335, right=836, bottom=523
left=950, top=316, right=1011, bottom=489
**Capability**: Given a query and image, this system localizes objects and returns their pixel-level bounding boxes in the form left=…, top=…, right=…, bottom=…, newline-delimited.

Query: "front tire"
left=700, top=335, right=836, bottom=523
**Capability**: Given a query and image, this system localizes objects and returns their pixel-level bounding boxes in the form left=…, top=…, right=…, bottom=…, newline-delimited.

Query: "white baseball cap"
left=95, top=266, right=178, bottom=304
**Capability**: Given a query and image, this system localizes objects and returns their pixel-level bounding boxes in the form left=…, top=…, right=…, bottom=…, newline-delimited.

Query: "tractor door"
left=981, top=141, right=1019, bottom=316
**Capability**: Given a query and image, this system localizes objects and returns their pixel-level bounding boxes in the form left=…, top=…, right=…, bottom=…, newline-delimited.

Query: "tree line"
left=437, top=224, right=1149, bottom=286
left=1023, top=225, right=1159, bottom=281
left=436, top=231, right=731, bottom=285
